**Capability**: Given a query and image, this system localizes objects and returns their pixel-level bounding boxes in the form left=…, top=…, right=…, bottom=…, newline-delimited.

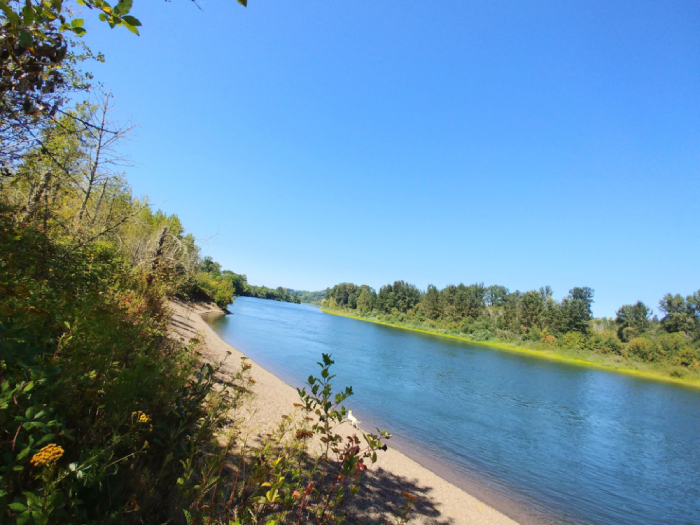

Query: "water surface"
left=207, top=297, right=700, bottom=525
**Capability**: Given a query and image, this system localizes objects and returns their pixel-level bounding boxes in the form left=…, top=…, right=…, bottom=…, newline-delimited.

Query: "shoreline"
left=168, top=298, right=522, bottom=525
left=321, top=308, right=700, bottom=389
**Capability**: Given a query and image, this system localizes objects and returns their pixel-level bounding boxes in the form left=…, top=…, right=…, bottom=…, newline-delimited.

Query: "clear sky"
left=84, top=0, right=699, bottom=318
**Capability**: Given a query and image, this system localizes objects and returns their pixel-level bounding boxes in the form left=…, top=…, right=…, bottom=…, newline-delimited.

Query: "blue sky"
left=84, top=0, right=699, bottom=317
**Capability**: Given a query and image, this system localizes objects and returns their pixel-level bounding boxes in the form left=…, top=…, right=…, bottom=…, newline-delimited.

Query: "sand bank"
left=168, top=298, right=519, bottom=525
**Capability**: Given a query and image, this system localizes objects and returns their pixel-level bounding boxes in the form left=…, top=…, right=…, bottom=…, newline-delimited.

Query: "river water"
left=205, top=297, right=700, bottom=525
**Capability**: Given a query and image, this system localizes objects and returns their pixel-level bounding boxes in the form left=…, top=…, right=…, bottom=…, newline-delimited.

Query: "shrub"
left=621, top=326, right=639, bottom=343
left=540, top=329, right=556, bottom=345
left=562, top=331, right=584, bottom=350
left=628, top=337, right=657, bottom=362
left=674, top=346, right=700, bottom=368
left=523, top=326, right=542, bottom=342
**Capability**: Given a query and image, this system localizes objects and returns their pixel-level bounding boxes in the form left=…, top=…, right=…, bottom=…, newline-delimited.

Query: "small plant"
left=177, top=353, right=395, bottom=525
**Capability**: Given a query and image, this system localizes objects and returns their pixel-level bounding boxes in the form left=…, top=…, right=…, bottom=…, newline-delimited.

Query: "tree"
left=453, top=283, right=485, bottom=320
left=356, top=288, right=373, bottom=314
left=502, top=290, right=521, bottom=330
left=201, top=256, right=221, bottom=275
left=659, top=291, right=700, bottom=337
left=559, top=287, right=595, bottom=334
left=520, top=290, right=545, bottom=329
left=485, top=284, right=509, bottom=307
left=421, top=284, right=441, bottom=320
left=616, top=301, right=652, bottom=341
left=0, top=0, right=245, bottom=177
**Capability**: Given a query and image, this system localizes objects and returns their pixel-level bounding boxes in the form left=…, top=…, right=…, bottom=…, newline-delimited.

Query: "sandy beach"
left=169, top=298, right=519, bottom=525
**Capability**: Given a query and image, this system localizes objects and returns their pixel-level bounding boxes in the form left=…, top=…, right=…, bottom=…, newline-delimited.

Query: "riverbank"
left=321, top=308, right=700, bottom=389
left=169, top=298, right=519, bottom=525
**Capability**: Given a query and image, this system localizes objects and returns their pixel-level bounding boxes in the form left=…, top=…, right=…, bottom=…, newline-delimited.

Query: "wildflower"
left=125, top=494, right=140, bottom=513
left=132, top=411, right=151, bottom=424
left=143, top=440, right=149, bottom=449
left=293, top=490, right=301, bottom=499
left=30, top=444, right=64, bottom=467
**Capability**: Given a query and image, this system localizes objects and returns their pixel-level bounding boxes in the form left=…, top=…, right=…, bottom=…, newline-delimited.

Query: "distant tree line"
left=192, top=256, right=325, bottom=307
left=323, top=281, right=700, bottom=373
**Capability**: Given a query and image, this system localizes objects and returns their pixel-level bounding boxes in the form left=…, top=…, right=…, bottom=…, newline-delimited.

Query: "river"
left=205, top=297, right=700, bottom=525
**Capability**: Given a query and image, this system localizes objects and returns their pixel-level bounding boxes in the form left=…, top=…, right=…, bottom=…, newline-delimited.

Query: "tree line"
left=323, top=281, right=700, bottom=372
left=192, top=256, right=326, bottom=307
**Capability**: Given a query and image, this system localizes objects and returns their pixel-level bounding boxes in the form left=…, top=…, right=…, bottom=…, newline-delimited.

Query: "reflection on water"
left=207, top=297, right=700, bottom=525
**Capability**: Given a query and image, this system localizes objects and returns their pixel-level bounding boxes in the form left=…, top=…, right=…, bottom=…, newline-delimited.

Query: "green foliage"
left=323, top=278, right=700, bottom=379
left=0, top=205, right=245, bottom=523
left=288, top=289, right=327, bottom=305
left=326, top=283, right=376, bottom=310
left=558, top=287, right=594, bottom=334
left=172, top=355, right=393, bottom=525
left=519, top=290, right=546, bottom=329
left=0, top=5, right=407, bottom=523
left=659, top=291, right=700, bottom=338
left=616, top=301, right=652, bottom=340
left=561, top=331, right=584, bottom=350
left=628, top=337, right=656, bottom=362
left=376, top=281, right=421, bottom=314
left=245, top=284, right=302, bottom=304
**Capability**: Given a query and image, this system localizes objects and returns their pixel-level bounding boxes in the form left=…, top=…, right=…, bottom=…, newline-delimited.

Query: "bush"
left=621, top=326, right=639, bottom=343
left=674, top=346, right=700, bottom=368
left=0, top=215, right=231, bottom=524
left=600, top=332, right=623, bottom=355
left=562, top=331, right=584, bottom=350
left=628, top=337, right=657, bottom=362
left=540, top=329, right=556, bottom=345
left=523, top=326, right=542, bottom=342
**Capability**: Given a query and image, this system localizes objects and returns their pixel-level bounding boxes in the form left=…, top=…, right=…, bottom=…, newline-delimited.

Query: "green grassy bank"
left=322, top=308, right=700, bottom=389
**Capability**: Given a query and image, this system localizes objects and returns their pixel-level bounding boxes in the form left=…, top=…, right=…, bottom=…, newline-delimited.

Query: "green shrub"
left=674, top=346, right=700, bottom=368
left=523, top=326, right=542, bottom=342
left=628, top=337, right=657, bottom=362
left=561, top=331, right=584, bottom=350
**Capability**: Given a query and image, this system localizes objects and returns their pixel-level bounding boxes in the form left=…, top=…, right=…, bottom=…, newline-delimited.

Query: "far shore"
left=321, top=307, right=700, bottom=389
left=168, top=298, right=521, bottom=525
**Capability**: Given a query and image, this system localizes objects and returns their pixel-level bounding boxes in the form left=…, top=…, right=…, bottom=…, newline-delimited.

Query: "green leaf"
left=71, top=18, right=84, bottom=28
left=18, top=29, right=34, bottom=47
left=8, top=502, right=27, bottom=512
left=238, top=0, right=247, bottom=6
left=0, top=4, right=21, bottom=25
left=22, top=3, right=35, bottom=25
left=35, top=433, right=55, bottom=447
left=116, top=0, right=133, bottom=15
left=121, top=15, right=141, bottom=27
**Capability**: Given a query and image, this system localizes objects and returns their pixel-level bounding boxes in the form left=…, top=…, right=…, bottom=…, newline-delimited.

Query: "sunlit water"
left=206, top=297, right=700, bottom=525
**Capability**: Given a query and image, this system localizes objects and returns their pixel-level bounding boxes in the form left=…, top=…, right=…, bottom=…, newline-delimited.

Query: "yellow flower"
left=132, top=411, right=151, bottom=424
left=30, top=444, right=64, bottom=467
